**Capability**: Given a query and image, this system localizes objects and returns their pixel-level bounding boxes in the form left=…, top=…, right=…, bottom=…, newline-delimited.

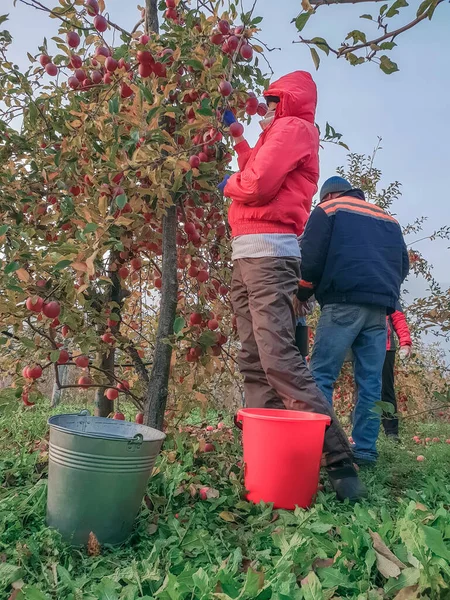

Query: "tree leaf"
left=375, top=551, right=401, bottom=578
left=393, top=586, right=420, bottom=600
left=310, top=47, right=320, bottom=71
left=0, top=224, right=10, bottom=235
left=370, top=530, right=407, bottom=568
left=360, top=14, right=373, bottom=19
left=380, top=55, right=399, bottom=74
left=95, top=578, right=119, bottom=600
left=173, top=316, right=185, bottom=335
left=386, top=0, right=409, bottom=18
left=108, top=96, right=119, bottom=115
left=53, top=260, right=72, bottom=271
left=384, top=568, right=420, bottom=595
left=219, top=511, right=236, bottom=522
left=311, top=37, right=329, bottom=55
left=295, top=12, right=311, bottom=32
left=50, top=350, right=60, bottom=363
left=380, top=41, right=397, bottom=50
left=4, top=261, right=20, bottom=275
left=317, top=567, right=351, bottom=589
left=84, top=223, right=98, bottom=234
left=115, top=194, right=127, bottom=209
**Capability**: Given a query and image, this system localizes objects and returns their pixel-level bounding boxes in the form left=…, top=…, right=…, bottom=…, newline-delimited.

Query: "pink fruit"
left=189, top=155, right=200, bottom=168
left=43, top=301, right=61, bottom=319
left=139, top=34, right=150, bottom=45
left=229, top=122, right=244, bottom=138
left=75, top=355, right=89, bottom=368
left=94, top=14, right=108, bottom=32
left=219, top=80, right=232, bottom=97
left=417, top=455, right=425, bottom=462
left=78, top=375, right=93, bottom=387
left=26, top=296, right=44, bottom=313
left=95, top=46, right=110, bottom=58
left=28, top=365, right=43, bottom=379
left=208, top=319, right=219, bottom=331
left=240, top=43, right=253, bottom=60
left=70, top=54, right=82, bottom=69
left=45, top=63, right=58, bottom=77
left=217, top=422, right=224, bottom=430
left=66, top=32, right=81, bottom=48
left=138, top=62, right=153, bottom=78
left=189, top=312, right=202, bottom=326
left=120, top=83, right=133, bottom=98
left=113, top=412, right=125, bottom=420
left=257, top=103, right=268, bottom=116
left=22, top=366, right=30, bottom=378
left=68, top=76, right=80, bottom=89
left=228, top=36, right=240, bottom=51
left=57, top=350, right=70, bottom=365
left=199, top=487, right=209, bottom=500
left=91, top=70, right=103, bottom=84
left=101, top=332, right=115, bottom=344
left=105, top=57, right=118, bottom=72
left=210, top=33, right=224, bottom=45
left=85, top=0, right=100, bottom=16
left=39, top=55, right=51, bottom=67
left=206, top=425, right=214, bottom=431
left=106, top=388, right=119, bottom=400
left=197, top=270, right=209, bottom=283
left=135, top=412, right=144, bottom=424
left=245, top=97, right=259, bottom=116
left=75, top=68, right=86, bottom=82
left=218, top=19, right=230, bottom=34
left=203, top=443, right=215, bottom=452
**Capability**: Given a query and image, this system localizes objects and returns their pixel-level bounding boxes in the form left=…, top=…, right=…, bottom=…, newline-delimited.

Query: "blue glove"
left=218, top=174, right=230, bottom=193
left=222, top=109, right=237, bottom=126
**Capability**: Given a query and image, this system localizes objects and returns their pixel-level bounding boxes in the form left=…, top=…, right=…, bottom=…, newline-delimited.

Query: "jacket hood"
left=264, top=71, right=317, bottom=123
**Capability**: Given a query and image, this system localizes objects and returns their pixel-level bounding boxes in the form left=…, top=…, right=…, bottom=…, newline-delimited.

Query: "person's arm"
left=224, top=118, right=313, bottom=206
left=391, top=308, right=412, bottom=347
left=234, top=139, right=253, bottom=171
left=401, top=237, right=410, bottom=282
left=297, top=207, right=332, bottom=300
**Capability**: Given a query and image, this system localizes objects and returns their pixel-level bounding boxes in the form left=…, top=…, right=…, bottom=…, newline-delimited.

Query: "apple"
left=206, top=425, right=214, bottom=431
left=85, top=0, right=99, bottom=16
left=22, top=392, right=35, bottom=407
left=118, top=266, right=129, bottom=279
left=39, top=54, right=51, bottom=67
left=70, top=54, right=82, bottom=69
left=75, top=355, right=89, bottom=368
left=135, top=412, right=144, bottom=424
left=120, top=83, right=133, bottom=98
left=67, top=32, right=80, bottom=48
left=199, top=487, right=210, bottom=500
left=257, top=103, right=268, bottom=116
left=43, top=301, right=61, bottom=319
left=188, top=266, right=199, bottom=277
left=28, top=365, right=43, bottom=379
left=165, top=7, right=177, bottom=19
left=203, top=443, right=215, bottom=452
left=22, top=366, right=30, bottom=378
left=68, top=76, right=80, bottom=89
left=91, top=70, right=103, bottom=84
left=105, top=57, right=118, bottom=72
left=197, top=270, right=209, bottom=283
left=57, top=350, right=70, bottom=365
left=189, top=155, right=200, bottom=168
left=208, top=319, right=219, bottom=331
left=217, top=422, right=224, bottom=430
left=131, top=258, right=142, bottom=270
left=219, top=80, right=233, bottom=97
left=101, top=332, right=115, bottom=344
left=75, top=68, right=86, bottom=82
left=154, top=277, right=162, bottom=289
left=93, top=14, right=108, bottom=32
left=105, top=388, right=119, bottom=400
left=45, top=63, right=58, bottom=77
left=189, top=312, right=202, bottom=326
left=26, top=296, right=44, bottom=313
left=78, top=375, right=93, bottom=388
left=184, top=222, right=196, bottom=236
left=165, top=0, right=176, bottom=6
left=117, top=380, right=130, bottom=391
left=240, top=43, right=253, bottom=60
left=210, top=33, right=224, bottom=45
left=246, top=96, right=259, bottom=115
left=228, top=35, right=239, bottom=51
left=139, top=34, right=150, bottom=45
left=95, top=46, right=110, bottom=58
left=113, top=412, right=125, bottom=420
left=138, top=62, right=153, bottom=78
left=229, top=122, right=244, bottom=138
left=417, top=455, right=425, bottom=462
left=137, top=50, right=154, bottom=64
left=218, top=19, right=230, bottom=34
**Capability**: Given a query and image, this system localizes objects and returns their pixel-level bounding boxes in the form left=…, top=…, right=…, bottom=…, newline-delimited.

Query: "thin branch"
left=310, top=0, right=387, bottom=5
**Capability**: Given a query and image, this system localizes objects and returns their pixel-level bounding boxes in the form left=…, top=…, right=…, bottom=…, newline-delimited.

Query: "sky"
left=5, top=0, right=450, bottom=304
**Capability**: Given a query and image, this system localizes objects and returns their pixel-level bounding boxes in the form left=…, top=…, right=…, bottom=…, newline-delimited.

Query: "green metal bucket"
left=47, top=410, right=165, bottom=545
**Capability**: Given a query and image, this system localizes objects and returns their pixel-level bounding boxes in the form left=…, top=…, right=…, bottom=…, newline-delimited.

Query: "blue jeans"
left=310, top=303, right=387, bottom=462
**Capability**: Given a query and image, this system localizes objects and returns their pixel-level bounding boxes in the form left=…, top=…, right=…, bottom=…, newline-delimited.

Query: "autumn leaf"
left=87, top=532, right=101, bottom=556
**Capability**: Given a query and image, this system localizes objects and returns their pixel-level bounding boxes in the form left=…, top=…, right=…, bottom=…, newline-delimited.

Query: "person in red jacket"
left=383, top=304, right=412, bottom=440
left=222, top=71, right=366, bottom=502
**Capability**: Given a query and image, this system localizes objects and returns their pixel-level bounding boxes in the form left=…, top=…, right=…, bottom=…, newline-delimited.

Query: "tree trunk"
left=51, top=363, right=68, bottom=407
left=145, top=0, right=159, bottom=34
left=94, top=348, right=115, bottom=417
left=142, top=0, right=178, bottom=430
left=144, top=205, right=178, bottom=430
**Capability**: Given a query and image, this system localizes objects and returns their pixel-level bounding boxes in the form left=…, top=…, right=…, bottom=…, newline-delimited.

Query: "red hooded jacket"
left=224, top=71, right=319, bottom=237
left=387, top=310, right=412, bottom=350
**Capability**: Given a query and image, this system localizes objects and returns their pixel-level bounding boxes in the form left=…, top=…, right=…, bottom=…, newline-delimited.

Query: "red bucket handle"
left=234, top=410, right=245, bottom=430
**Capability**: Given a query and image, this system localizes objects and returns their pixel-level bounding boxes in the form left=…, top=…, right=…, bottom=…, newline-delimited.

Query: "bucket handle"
left=127, top=433, right=144, bottom=451
left=234, top=410, right=244, bottom=431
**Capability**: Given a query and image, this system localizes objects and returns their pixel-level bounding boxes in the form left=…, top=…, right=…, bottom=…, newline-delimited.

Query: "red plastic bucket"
left=236, top=408, right=331, bottom=510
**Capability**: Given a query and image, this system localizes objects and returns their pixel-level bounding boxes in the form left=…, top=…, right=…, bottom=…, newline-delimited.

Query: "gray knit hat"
left=319, top=176, right=352, bottom=202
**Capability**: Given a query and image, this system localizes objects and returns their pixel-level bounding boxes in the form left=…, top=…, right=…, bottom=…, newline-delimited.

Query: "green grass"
left=1, top=390, right=450, bottom=600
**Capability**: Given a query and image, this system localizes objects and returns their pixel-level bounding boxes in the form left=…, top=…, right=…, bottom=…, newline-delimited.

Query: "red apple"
left=131, top=258, right=142, bottom=270
left=68, top=76, right=80, bottom=89
left=138, top=62, right=153, bottom=78
left=120, top=83, right=133, bottom=98
left=165, top=8, right=177, bottom=19
left=105, top=57, right=118, bottom=72
left=45, top=63, right=58, bottom=77
left=137, top=50, right=154, bottom=64
left=85, top=0, right=99, bottom=16
left=117, top=380, right=130, bottom=391
left=218, top=19, right=230, bottom=34
left=75, top=355, right=89, bottom=368
left=207, top=319, right=219, bottom=331
left=229, top=122, right=244, bottom=138
left=189, top=155, right=200, bottom=168
left=95, top=46, right=110, bottom=58
left=219, top=80, right=233, bottom=97
left=135, top=412, right=144, bottom=424
left=70, top=54, right=82, bottom=69
left=106, top=388, right=119, bottom=400
left=417, top=455, right=425, bottom=462
left=210, top=33, right=224, bottom=45
left=91, top=70, right=103, bottom=84
left=257, top=103, right=268, bottom=116
left=154, top=277, right=162, bottom=289
left=43, top=301, right=61, bottom=319
left=113, top=412, right=125, bottom=420
left=165, top=0, right=176, bottom=6
left=228, top=35, right=239, bottom=51
left=39, top=55, right=51, bottom=67
left=26, top=296, right=44, bottom=313
left=67, top=32, right=81, bottom=48
left=197, top=270, right=209, bottom=283
left=189, top=312, right=202, bottom=326
left=246, top=96, right=259, bottom=115
left=57, top=350, right=70, bottom=365
left=28, top=365, right=43, bottom=380
left=75, top=68, right=86, bottom=82
left=93, top=14, right=108, bottom=32
left=118, top=266, right=129, bottom=279
left=78, top=375, right=93, bottom=388
left=203, top=443, right=215, bottom=453
left=199, top=487, right=210, bottom=500
left=22, top=366, right=30, bottom=378
left=240, top=43, right=253, bottom=60
left=101, top=332, right=115, bottom=344
left=139, top=34, right=150, bottom=45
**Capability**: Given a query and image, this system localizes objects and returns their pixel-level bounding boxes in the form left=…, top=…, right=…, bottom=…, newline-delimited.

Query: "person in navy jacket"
left=297, top=176, right=409, bottom=466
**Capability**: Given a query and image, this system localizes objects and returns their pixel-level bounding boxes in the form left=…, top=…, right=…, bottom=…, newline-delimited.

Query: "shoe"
left=354, top=457, right=377, bottom=469
left=386, top=433, right=401, bottom=444
left=327, top=459, right=367, bottom=502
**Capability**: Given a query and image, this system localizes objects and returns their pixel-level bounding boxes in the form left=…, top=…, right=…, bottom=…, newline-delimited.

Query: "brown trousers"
left=231, top=257, right=352, bottom=466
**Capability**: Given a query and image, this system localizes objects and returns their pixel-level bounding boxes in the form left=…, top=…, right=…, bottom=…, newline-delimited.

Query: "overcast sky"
left=5, top=0, right=450, bottom=308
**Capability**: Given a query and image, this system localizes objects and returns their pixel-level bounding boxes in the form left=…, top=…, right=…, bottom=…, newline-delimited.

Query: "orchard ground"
left=1, top=390, right=450, bottom=599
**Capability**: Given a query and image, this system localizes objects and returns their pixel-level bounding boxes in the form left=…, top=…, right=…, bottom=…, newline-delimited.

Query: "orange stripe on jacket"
left=322, top=200, right=398, bottom=223
left=323, top=195, right=386, bottom=213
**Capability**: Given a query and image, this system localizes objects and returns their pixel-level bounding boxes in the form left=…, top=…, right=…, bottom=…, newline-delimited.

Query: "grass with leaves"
left=1, top=389, right=450, bottom=600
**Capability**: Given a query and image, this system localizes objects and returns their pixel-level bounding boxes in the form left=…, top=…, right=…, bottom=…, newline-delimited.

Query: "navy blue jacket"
left=298, top=189, right=409, bottom=314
